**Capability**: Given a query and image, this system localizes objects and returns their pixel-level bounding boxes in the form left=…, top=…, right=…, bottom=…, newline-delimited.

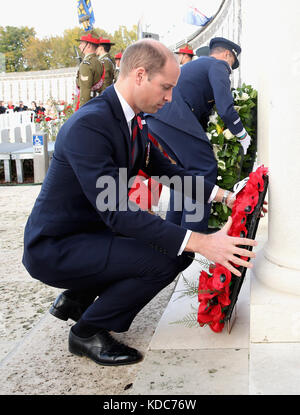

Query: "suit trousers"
left=47, top=234, right=193, bottom=332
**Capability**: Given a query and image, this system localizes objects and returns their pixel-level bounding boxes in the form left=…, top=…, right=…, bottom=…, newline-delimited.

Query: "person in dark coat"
left=13, top=101, right=28, bottom=112
left=22, top=39, right=257, bottom=367
left=0, top=101, right=6, bottom=114
left=146, top=37, right=251, bottom=233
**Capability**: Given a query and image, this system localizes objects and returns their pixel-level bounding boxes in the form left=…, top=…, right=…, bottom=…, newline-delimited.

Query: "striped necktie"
left=131, top=115, right=139, bottom=166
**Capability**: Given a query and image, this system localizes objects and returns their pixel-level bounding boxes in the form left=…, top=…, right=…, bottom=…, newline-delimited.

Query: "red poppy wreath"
left=197, top=165, right=269, bottom=333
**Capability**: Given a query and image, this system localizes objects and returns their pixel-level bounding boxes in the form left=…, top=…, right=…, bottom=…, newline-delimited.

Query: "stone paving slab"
left=0, top=282, right=175, bottom=395
left=128, top=348, right=249, bottom=395
left=249, top=343, right=300, bottom=395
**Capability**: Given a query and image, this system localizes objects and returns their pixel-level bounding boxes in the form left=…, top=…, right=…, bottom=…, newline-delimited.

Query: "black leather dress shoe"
left=49, top=293, right=89, bottom=322
left=68, top=328, right=143, bottom=366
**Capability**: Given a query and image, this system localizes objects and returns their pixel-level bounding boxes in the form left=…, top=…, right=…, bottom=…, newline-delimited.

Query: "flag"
left=185, top=6, right=212, bottom=27
left=77, top=0, right=95, bottom=31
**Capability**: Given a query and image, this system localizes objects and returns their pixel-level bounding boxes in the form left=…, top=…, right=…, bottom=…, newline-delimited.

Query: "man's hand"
left=240, top=134, right=251, bottom=155
left=185, top=216, right=257, bottom=277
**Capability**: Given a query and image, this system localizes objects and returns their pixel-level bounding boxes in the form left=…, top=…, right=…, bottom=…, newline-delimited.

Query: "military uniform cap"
left=76, top=30, right=100, bottom=45
left=97, top=37, right=115, bottom=46
left=209, top=37, right=241, bottom=69
left=175, top=44, right=195, bottom=56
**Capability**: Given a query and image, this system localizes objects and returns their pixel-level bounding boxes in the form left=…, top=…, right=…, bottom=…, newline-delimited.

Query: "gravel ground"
left=0, top=184, right=175, bottom=395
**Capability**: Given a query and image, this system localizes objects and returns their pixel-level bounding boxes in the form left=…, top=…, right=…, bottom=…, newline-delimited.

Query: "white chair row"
left=0, top=141, right=55, bottom=183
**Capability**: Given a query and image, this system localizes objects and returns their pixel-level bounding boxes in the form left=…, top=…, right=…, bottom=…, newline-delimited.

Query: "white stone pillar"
left=242, top=0, right=300, bottom=344
left=253, top=0, right=300, bottom=295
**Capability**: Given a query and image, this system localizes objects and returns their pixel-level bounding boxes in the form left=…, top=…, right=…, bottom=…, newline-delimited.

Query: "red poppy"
left=198, top=299, right=212, bottom=314
left=210, top=320, right=225, bottom=333
left=197, top=308, right=215, bottom=326
left=45, top=117, right=52, bottom=122
left=137, top=116, right=143, bottom=130
left=198, top=271, right=217, bottom=301
left=218, top=284, right=231, bottom=306
left=249, top=169, right=265, bottom=191
left=229, top=220, right=248, bottom=238
left=211, top=264, right=232, bottom=290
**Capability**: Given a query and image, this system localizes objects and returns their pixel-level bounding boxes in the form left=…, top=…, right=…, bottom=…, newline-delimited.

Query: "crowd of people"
left=0, top=100, right=46, bottom=115
left=0, top=99, right=74, bottom=123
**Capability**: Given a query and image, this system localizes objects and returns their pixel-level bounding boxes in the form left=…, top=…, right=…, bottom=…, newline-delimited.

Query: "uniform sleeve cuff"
left=236, top=128, right=246, bottom=138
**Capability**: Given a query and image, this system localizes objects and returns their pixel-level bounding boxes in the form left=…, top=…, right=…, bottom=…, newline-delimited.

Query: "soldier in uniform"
left=96, top=37, right=116, bottom=93
left=174, top=44, right=195, bottom=65
left=75, top=31, right=104, bottom=109
left=114, top=52, right=122, bottom=82
left=146, top=37, right=250, bottom=233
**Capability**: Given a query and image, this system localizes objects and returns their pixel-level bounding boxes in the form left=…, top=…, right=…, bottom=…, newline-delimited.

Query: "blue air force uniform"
left=177, top=55, right=243, bottom=133
left=146, top=37, right=244, bottom=232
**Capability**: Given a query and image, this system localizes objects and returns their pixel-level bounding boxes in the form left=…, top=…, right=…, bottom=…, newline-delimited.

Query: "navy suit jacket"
left=146, top=85, right=217, bottom=182
left=23, top=86, right=215, bottom=283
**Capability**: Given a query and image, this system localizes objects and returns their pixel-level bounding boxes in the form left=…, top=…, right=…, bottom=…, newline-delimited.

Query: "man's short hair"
left=103, top=44, right=111, bottom=53
left=209, top=46, right=228, bottom=55
left=120, top=39, right=176, bottom=80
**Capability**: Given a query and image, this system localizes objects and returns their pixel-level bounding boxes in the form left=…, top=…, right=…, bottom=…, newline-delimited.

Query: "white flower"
left=206, top=132, right=212, bottom=141
left=208, top=112, right=219, bottom=125
left=218, top=160, right=226, bottom=170
left=234, top=105, right=241, bottom=112
left=239, top=92, right=250, bottom=101
left=217, top=176, right=222, bottom=181
left=213, top=144, right=221, bottom=159
left=223, top=129, right=235, bottom=140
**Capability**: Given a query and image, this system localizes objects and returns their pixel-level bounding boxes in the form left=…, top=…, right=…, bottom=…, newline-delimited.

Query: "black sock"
left=71, top=318, right=103, bottom=338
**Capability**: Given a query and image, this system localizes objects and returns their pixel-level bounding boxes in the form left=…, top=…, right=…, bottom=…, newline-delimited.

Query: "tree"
left=111, top=25, right=138, bottom=56
left=0, top=26, right=35, bottom=72
left=23, top=37, right=52, bottom=71
left=0, top=24, right=138, bottom=72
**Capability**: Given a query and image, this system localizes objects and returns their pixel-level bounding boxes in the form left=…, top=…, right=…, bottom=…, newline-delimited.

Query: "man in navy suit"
left=146, top=37, right=251, bottom=234
left=22, top=39, right=257, bottom=366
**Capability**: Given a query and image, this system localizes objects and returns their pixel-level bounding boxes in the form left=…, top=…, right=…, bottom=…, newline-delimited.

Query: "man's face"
left=133, top=58, right=180, bottom=114
left=225, top=50, right=235, bottom=68
left=79, top=41, right=87, bottom=54
left=96, top=45, right=104, bottom=56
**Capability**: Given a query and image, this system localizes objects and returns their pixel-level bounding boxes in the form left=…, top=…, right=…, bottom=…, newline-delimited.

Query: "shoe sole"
left=49, top=306, right=69, bottom=321
left=68, top=344, right=143, bottom=366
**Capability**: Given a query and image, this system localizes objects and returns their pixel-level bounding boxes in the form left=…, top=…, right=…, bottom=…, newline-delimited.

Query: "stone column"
left=244, top=0, right=300, bottom=343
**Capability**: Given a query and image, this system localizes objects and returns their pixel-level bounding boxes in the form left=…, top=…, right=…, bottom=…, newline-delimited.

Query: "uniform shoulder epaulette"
left=101, top=56, right=113, bottom=64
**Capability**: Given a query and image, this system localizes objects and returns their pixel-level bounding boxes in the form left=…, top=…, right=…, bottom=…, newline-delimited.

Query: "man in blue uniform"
left=146, top=37, right=251, bottom=233
left=22, top=39, right=257, bottom=367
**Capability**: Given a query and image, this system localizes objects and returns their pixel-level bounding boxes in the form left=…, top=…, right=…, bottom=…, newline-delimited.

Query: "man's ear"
left=135, top=67, right=146, bottom=85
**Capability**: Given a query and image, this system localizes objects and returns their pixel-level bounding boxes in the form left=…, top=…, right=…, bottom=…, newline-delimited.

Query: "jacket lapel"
left=101, top=86, right=131, bottom=166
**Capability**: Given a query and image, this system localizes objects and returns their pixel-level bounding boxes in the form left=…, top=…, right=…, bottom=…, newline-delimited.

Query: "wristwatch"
left=222, top=190, right=230, bottom=205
